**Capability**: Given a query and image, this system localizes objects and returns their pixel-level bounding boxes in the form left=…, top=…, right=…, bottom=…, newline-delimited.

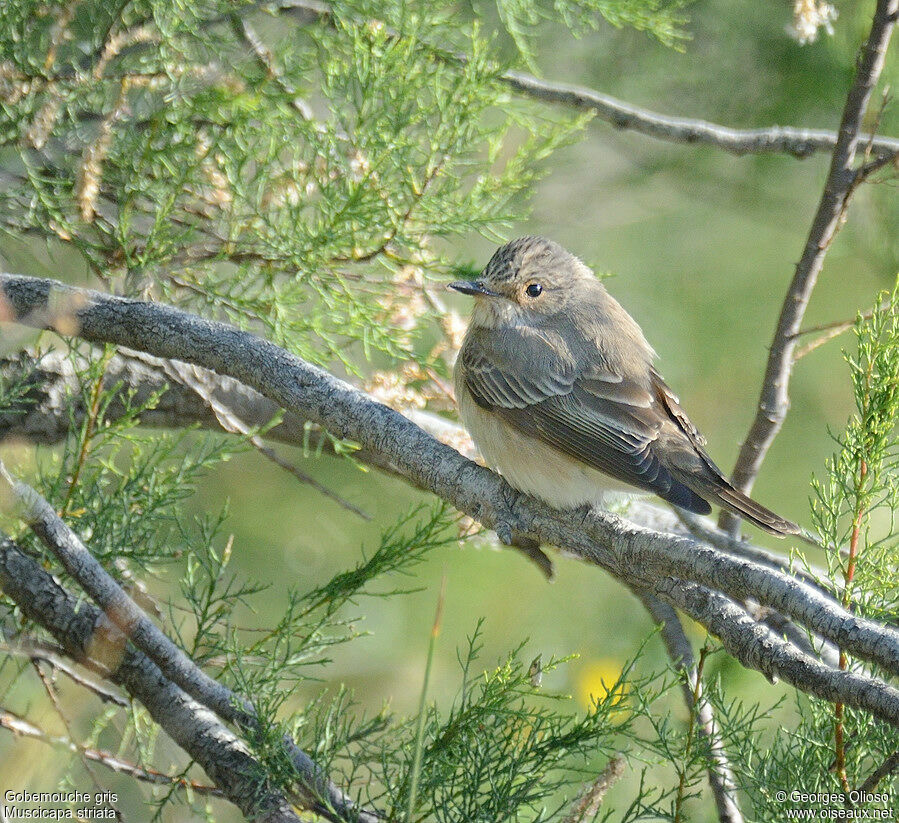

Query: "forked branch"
left=721, top=0, right=899, bottom=534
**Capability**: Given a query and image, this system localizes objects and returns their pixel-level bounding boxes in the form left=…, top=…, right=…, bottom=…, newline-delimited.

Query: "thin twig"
left=0, top=634, right=130, bottom=707
left=857, top=750, right=899, bottom=792
left=634, top=590, right=743, bottom=823
left=721, top=0, right=899, bottom=535
left=561, top=754, right=626, bottom=823
left=793, top=321, right=857, bottom=361
left=0, top=708, right=224, bottom=796
left=673, top=642, right=710, bottom=823
left=31, top=659, right=125, bottom=821
left=269, top=0, right=899, bottom=160
left=791, top=296, right=890, bottom=362
left=159, top=358, right=371, bottom=520
left=501, top=70, right=899, bottom=160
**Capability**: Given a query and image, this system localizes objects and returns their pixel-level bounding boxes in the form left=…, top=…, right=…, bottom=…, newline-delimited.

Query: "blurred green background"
left=2, top=0, right=897, bottom=818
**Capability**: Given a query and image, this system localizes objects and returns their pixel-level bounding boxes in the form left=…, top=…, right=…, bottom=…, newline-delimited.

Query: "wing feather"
left=460, top=326, right=709, bottom=506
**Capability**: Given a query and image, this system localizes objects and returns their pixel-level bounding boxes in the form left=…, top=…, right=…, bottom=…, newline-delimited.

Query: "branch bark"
left=3, top=273, right=899, bottom=728
left=721, top=0, right=899, bottom=534
left=500, top=70, right=899, bottom=160
left=0, top=459, right=380, bottom=823
left=632, top=589, right=743, bottom=823
left=0, top=344, right=842, bottom=664
left=0, top=708, right=223, bottom=796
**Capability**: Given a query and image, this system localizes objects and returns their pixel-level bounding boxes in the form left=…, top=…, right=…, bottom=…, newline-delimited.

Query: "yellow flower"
left=575, top=659, right=628, bottom=712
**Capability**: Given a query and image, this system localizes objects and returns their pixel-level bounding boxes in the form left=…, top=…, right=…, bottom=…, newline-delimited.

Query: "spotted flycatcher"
left=450, top=236, right=799, bottom=537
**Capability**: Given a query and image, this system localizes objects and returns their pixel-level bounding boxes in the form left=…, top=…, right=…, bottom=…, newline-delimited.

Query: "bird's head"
left=448, top=236, right=596, bottom=327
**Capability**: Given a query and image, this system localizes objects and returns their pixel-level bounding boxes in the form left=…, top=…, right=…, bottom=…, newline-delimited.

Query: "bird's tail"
left=707, top=481, right=801, bottom=538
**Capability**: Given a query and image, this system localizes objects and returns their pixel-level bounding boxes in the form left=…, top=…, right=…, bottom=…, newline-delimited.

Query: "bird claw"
left=495, top=520, right=515, bottom=546
left=494, top=518, right=554, bottom=579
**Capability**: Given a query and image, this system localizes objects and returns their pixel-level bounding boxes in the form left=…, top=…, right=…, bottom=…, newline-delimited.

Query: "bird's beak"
left=447, top=279, right=499, bottom=298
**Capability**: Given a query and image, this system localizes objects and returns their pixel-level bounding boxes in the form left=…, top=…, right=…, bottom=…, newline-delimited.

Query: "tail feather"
left=709, top=482, right=800, bottom=538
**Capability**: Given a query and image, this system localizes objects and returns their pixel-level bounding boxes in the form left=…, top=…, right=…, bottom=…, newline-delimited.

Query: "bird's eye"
left=525, top=283, right=543, bottom=298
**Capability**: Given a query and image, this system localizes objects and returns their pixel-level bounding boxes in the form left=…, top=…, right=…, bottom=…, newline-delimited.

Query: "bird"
left=448, top=235, right=800, bottom=538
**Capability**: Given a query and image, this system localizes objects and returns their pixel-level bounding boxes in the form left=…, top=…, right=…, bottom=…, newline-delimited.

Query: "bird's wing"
left=460, top=326, right=710, bottom=510
left=460, top=325, right=579, bottom=408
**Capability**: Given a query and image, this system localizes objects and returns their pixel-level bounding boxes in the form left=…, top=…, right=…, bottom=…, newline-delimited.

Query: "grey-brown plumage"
left=449, top=236, right=800, bottom=537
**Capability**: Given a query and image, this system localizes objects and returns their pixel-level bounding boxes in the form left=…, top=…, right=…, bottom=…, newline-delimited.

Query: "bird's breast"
left=455, top=379, right=635, bottom=508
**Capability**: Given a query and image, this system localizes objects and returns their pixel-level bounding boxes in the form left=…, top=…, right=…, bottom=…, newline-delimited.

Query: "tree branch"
left=858, top=750, right=899, bottom=792
left=0, top=345, right=841, bottom=643
left=0, top=707, right=224, bottom=796
left=500, top=70, right=899, bottom=160
left=0, top=631, right=130, bottom=707
left=632, top=589, right=743, bottom=823
left=657, top=579, right=899, bottom=724
left=0, top=458, right=380, bottom=823
left=721, top=0, right=899, bottom=534
left=0, top=533, right=305, bottom=823
left=3, top=273, right=899, bottom=728
left=269, top=0, right=899, bottom=161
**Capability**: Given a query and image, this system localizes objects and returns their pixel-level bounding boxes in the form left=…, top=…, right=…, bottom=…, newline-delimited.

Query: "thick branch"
left=658, top=579, right=899, bottom=724
left=0, top=346, right=846, bottom=664
left=3, top=274, right=899, bottom=727
left=721, top=0, right=899, bottom=533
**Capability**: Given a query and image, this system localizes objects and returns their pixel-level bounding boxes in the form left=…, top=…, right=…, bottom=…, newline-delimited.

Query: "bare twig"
left=721, top=0, right=899, bottom=535
left=791, top=299, right=889, bottom=361
left=0, top=633, right=129, bottom=707
left=793, top=321, right=857, bottom=361
left=633, top=590, right=743, bottom=823
left=157, top=357, right=371, bottom=519
left=500, top=70, right=899, bottom=161
left=857, top=750, right=899, bottom=792
left=562, top=754, right=626, bottom=823
left=0, top=708, right=223, bottom=796
left=31, top=659, right=124, bottom=820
